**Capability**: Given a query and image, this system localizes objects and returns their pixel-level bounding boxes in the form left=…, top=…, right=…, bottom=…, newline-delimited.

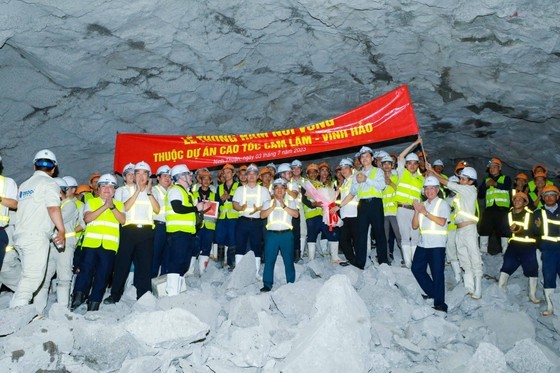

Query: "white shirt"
left=417, top=197, right=450, bottom=249
left=60, top=198, right=80, bottom=237
left=152, top=184, right=168, bottom=222
left=263, top=198, right=297, bottom=231
left=446, top=182, right=478, bottom=224
left=233, top=184, right=271, bottom=219
left=0, top=175, right=18, bottom=228
left=119, top=185, right=156, bottom=225
left=114, top=184, right=135, bottom=203
left=339, top=176, right=358, bottom=218
left=15, top=170, right=60, bottom=237
left=349, top=166, right=385, bottom=199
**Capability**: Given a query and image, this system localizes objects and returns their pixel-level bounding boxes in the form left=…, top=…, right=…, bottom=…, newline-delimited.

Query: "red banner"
left=113, top=85, right=418, bottom=173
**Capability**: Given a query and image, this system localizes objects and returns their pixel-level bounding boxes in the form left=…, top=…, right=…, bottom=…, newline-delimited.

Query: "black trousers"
left=356, top=198, right=387, bottom=268
left=339, top=217, right=358, bottom=265
left=111, top=225, right=154, bottom=300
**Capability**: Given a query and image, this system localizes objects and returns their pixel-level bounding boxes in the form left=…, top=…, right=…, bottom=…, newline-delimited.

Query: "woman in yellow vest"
left=70, top=174, right=125, bottom=311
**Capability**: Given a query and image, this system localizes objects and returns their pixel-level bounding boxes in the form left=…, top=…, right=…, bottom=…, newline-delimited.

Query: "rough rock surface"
left=1, top=0, right=559, bottom=182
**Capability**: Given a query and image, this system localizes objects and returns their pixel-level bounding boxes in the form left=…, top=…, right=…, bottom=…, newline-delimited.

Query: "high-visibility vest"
left=193, top=189, right=216, bottom=230
left=447, top=198, right=457, bottom=231
left=81, top=198, right=123, bottom=251
left=357, top=168, right=383, bottom=199
left=165, top=185, right=197, bottom=234
left=419, top=199, right=448, bottom=236
left=453, top=194, right=480, bottom=223
left=485, top=175, right=510, bottom=208
left=218, top=182, right=239, bottom=219
left=0, top=176, right=10, bottom=224
left=382, top=174, right=398, bottom=216
left=528, top=179, right=553, bottom=193
left=395, top=170, right=424, bottom=204
left=266, top=199, right=293, bottom=230
left=84, top=192, right=94, bottom=203
left=124, top=187, right=154, bottom=227
left=541, top=208, right=560, bottom=242
left=239, top=184, right=264, bottom=212
left=302, top=181, right=323, bottom=219
left=508, top=207, right=536, bottom=243
left=528, top=189, right=544, bottom=209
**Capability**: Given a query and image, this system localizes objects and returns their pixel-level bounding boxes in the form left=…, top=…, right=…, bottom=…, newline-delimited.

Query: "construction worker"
left=353, top=152, right=362, bottom=171
left=444, top=176, right=462, bottom=284
left=0, top=156, right=18, bottom=271
left=290, top=160, right=307, bottom=260
left=533, top=185, right=560, bottom=316
left=454, top=160, right=469, bottom=177
left=411, top=176, right=450, bottom=312
left=432, top=160, right=447, bottom=179
left=528, top=164, right=553, bottom=194
left=233, top=164, right=271, bottom=277
left=395, top=138, right=424, bottom=268
left=83, top=173, right=101, bottom=203
left=512, top=173, right=529, bottom=198
left=259, top=167, right=273, bottom=192
left=61, top=176, right=86, bottom=280
left=35, top=178, right=82, bottom=313
left=75, top=185, right=92, bottom=202
left=192, top=170, right=217, bottom=275
left=337, top=158, right=358, bottom=266
left=10, top=149, right=66, bottom=309
left=70, top=174, right=125, bottom=311
left=333, top=146, right=387, bottom=268
left=429, top=165, right=483, bottom=299
left=151, top=165, right=172, bottom=277
left=164, top=165, right=202, bottom=288
left=277, top=163, right=301, bottom=262
left=528, top=172, right=547, bottom=210
left=215, top=163, right=239, bottom=269
left=238, top=165, right=248, bottom=186
left=498, top=192, right=540, bottom=304
left=260, top=178, right=299, bottom=292
left=301, top=163, right=324, bottom=261
left=478, top=158, right=512, bottom=254
left=315, top=162, right=341, bottom=262
left=104, top=161, right=160, bottom=304
left=114, top=163, right=136, bottom=202
left=380, top=154, right=402, bottom=265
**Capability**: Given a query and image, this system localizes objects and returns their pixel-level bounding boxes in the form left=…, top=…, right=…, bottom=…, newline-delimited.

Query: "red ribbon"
left=327, top=202, right=339, bottom=231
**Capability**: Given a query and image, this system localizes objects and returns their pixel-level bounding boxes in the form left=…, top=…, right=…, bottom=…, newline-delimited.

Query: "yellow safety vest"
left=541, top=209, right=560, bottom=242
left=508, top=207, right=536, bottom=243
left=447, top=198, right=457, bottom=231
left=357, top=168, right=383, bottom=199
left=302, top=181, right=323, bottom=219
left=395, top=170, right=424, bottom=204
left=0, top=176, right=10, bottom=224
left=485, top=175, right=510, bottom=208
left=82, top=198, right=123, bottom=251
left=382, top=174, right=398, bottom=216
left=193, top=189, right=216, bottom=230
left=165, top=185, right=197, bottom=234
left=266, top=200, right=293, bottom=230
left=419, top=199, right=448, bottom=236
left=124, top=186, right=154, bottom=227
left=452, top=194, right=480, bottom=223
left=218, top=182, right=239, bottom=219
left=153, top=185, right=170, bottom=217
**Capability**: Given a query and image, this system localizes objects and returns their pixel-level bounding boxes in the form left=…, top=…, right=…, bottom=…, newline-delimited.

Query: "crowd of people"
left=0, top=137, right=559, bottom=316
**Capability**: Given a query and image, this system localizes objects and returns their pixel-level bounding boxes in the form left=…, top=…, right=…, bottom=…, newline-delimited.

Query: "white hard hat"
left=424, top=176, right=440, bottom=187
left=377, top=150, right=389, bottom=158
left=156, top=165, right=171, bottom=175
left=267, top=163, right=277, bottom=172
left=98, top=174, right=117, bottom=186
left=339, top=158, right=354, bottom=168
left=122, top=163, right=135, bottom=176
left=460, top=167, right=477, bottom=181
left=272, top=178, right=287, bottom=188
left=291, top=160, right=303, bottom=168
left=246, top=164, right=259, bottom=174
left=277, top=163, right=292, bottom=174
left=359, top=146, right=374, bottom=156
left=134, top=161, right=152, bottom=175
left=380, top=155, right=393, bottom=164
left=171, top=164, right=190, bottom=178
left=405, top=153, right=420, bottom=162
left=53, top=177, right=68, bottom=190
left=448, top=175, right=460, bottom=183
left=62, top=176, right=78, bottom=187
left=433, top=159, right=444, bottom=167
left=33, top=149, right=57, bottom=167
left=354, top=152, right=361, bottom=159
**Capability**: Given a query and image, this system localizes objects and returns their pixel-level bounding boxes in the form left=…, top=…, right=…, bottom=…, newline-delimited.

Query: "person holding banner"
left=233, top=164, right=271, bottom=278
left=333, top=146, right=387, bottom=269
left=215, top=164, right=239, bottom=270
left=395, top=138, right=425, bottom=269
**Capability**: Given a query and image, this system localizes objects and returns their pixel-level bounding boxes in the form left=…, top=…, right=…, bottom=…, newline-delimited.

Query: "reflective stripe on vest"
left=542, top=210, right=560, bottom=242
left=82, top=198, right=123, bottom=251
left=165, top=186, right=197, bottom=233
left=453, top=194, right=480, bottom=223
left=382, top=174, right=398, bottom=215
left=218, top=182, right=239, bottom=219
left=395, top=170, right=424, bottom=204
left=266, top=201, right=293, bottom=230
left=0, top=176, right=9, bottom=224
left=125, top=186, right=154, bottom=227
left=357, top=167, right=383, bottom=199
left=193, top=189, right=216, bottom=230
left=508, top=207, right=536, bottom=243
left=419, top=199, right=448, bottom=236
left=485, top=175, right=510, bottom=208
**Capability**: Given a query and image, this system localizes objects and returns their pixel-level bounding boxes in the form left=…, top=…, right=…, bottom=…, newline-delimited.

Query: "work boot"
left=227, top=246, right=236, bottom=270
left=500, top=237, right=509, bottom=255
left=498, top=272, right=509, bottom=289
left=402, top=245, right=412, bottom=269
left=198, top=255, right=209, bottom=276
left=294, top=248, right=301, bottom=263
left=216, top=246, right=225, bottom=269
left=543, top=288, right=554, bottom=316
left=87, top=301, right=100, bottom=312
left=329, top=241, right=343, bottom=264
left=307, top=242, right=316, bottom=261
left=103, top=295, right=119, bottom=305
left=70, top=292, right=87, bottom=311
left=463, top=271, right=475, bottom=295
left=450, top=261, right=462, bottom=284
left=255, top=257, right=262, bottom=280
left=528, top=277, right=541, bottom=304
left=479, top=236, right=489, bottom=254
left=472, top=276, right=482, bottom=299
left=186, top=257, right=197, bottom=276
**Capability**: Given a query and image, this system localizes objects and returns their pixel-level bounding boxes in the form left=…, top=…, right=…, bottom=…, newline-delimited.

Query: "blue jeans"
left=151, top=222, right=168, bottom=277
left=412, top=246, right=447, bottom=311
left=73, top=246, right=115, bottom=302
left=263, top=231, right=295, bottom=289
